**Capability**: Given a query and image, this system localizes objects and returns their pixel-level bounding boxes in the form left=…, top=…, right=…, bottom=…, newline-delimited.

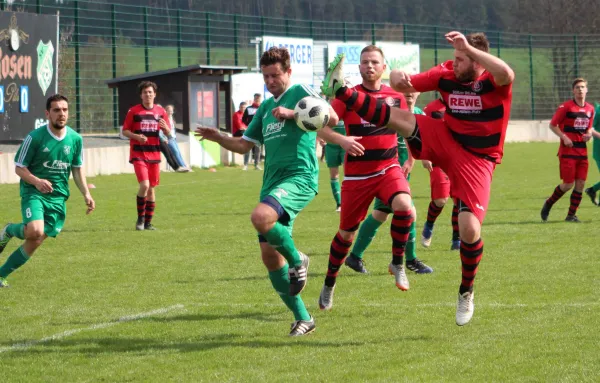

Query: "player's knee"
left=561, top=182, right=574, bottom=191
left=390, top=193, right=412, bottom=212
left=250, top=207, right=276, bottom=232
left=574, top=180, right=586, bottom=190
left=460, top=225, right=480, bottom=244
left=372, top=210, right=389, bottom=223
left=338, top=229, right=355, bottom=242
left=434, top=197, right=448, bottom=207
left=24, top=225, right=44, bottom=240
left=138, top=182, right=150, bottom=195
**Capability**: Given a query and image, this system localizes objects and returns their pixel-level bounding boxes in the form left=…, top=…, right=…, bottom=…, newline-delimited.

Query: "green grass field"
left=0, top=142, right=599, bottom=382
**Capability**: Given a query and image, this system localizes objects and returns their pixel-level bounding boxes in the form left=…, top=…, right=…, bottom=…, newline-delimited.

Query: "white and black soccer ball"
left=294, top=96, right=330, bottom=132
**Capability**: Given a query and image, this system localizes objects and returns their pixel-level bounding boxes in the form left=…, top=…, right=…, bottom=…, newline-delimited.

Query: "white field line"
left=189, top=302, right=600, bottom=308
left=0, top=304, right=185, bottom=354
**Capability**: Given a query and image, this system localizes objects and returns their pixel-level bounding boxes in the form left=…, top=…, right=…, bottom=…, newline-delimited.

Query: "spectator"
left=165, top=105, right=191, bottom=172
left=233, top=102, right=252, bottom=170
left=242, top=93, right=263, bottom=170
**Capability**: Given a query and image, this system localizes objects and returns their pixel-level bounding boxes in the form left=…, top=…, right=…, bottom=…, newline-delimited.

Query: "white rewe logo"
left=574, top=117, right=589, bottom=129
left=475, top=204, right=485, bottom=211
left=448, top=95, right=483, bottom=111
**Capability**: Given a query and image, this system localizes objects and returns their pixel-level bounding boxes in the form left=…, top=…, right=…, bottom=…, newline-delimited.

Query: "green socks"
left=269, top=265, right=310, bottom=321
left=405, top=220, right=417, bottom=262
left=263, top=223, right=301, bottom=267
left=351, top=214, right=383, bottom=259
left=330, top=178, right=341, bottom=206
left=0, top=246, right=30, bottom=278
left=6, top=223, right=25, bottom=240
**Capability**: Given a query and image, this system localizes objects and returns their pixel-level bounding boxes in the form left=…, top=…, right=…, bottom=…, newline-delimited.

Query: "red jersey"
left=123, top=104, right=170, bottom=163
left=411, top=60, right=513, bottom=163
left=332, top=84, right=408, bottom=179
left=423, top=98, right=446, bottom=120
left=232, top=110, right=246, bottom=135
left=551, top=100, right=595, bottom=159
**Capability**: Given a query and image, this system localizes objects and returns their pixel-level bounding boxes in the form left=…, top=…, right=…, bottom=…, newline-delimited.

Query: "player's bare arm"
left=422, top=160, right=433, bottom=172
left=158, top=118, right=171, bottom=136
left=194, top=126, right=254, bottom=154
left=390, top=70, right=417, bottom=93
left=72, top=166, right=96, bottom=214
left=446, top=31, right=515, bottom=86
left=122, top=129, right=148, bottom=144
left=15, top=166, right=53, bottom=194
left=318, top=126, right=364, bottom=156
left=591, top=130, right=600, bottom=139
left=549, top=123, right=573, bottom=147
left=402, top=150, right=415, bottom=175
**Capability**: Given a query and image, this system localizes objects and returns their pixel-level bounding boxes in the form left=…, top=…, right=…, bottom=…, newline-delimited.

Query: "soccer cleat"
left=344, top=253, right=368, bottom=274
left=289, top=251, right=309, bottom=296
left=451, top=240, right=461, bottom=251
left=0, top=277, right=9, bottom=288
left=388, top=263, right=409, bottom=291
left=405, top=258, right=433, bottom=274
left=242, top=165, right=248, bottom=171
left=289, top=316, right=315, bottom=337
left=584, top=187, right=597, bottom=205
left=456, top=291, right=475, bottom=326
left=335, top=205, right=341, bottom=213
left=318, top=284, right=335, bottom=310
left=144, top=223, right=157, bottom=230
left=421, top=223, right=433, bottom=248
left=540, top=202, right=551, bottom=222
left=320, top=53, right=346, bottom=98
left=136, top=217, right=145, bottom=231
left=0, top=223, right=13, bottom=255
left=565, top=215, right=581, bottom=223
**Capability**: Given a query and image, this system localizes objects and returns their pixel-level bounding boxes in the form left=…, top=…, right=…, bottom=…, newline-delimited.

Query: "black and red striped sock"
left=336, top=87, right=390, bottom=127
left=391, top=210, right=413, bottom=265
left=451, top=204, right=460, bottom=241
left=426, top=201, right=444, bottom=226
left=545, top=185, right=565, bottom=207
left=136, top=196, right=146, bottom=218
left=144, top=200, right=156, bottom=225
left=568, top=191, right=582, bottom=216
left=325, top=233, right=352, bottom=287
left=459, top=239, right=483, bottom=295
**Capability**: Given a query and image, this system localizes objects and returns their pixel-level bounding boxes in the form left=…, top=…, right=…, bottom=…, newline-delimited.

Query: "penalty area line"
left=0, top=304, right=185, bottom=354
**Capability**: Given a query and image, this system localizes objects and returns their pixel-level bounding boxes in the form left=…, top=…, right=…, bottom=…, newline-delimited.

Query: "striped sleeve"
left=14, top=134, right=36, bottom=168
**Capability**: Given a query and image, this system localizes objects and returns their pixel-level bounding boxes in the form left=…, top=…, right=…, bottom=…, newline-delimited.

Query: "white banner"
left=262, top=36, right=314, bottom=98
left=327, top=41, right=369, bottom=87
left=376, top=42, right=420, bottom=81
left=231, top=73, right=265, bottom=109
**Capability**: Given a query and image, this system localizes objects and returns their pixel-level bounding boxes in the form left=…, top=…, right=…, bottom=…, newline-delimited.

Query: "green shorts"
left=260, top=179, right=316, bottom=236
left=325, top=144, right=345, bottom=168
left=21, top=195, right=67, bottom=238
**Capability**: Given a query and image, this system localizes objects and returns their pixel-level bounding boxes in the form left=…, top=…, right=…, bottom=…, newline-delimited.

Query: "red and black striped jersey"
left=551, top=100, right=595, bottom=159
left=411, top=60, right=513, bottom=164
left=122, top=104, right=170, bottom=163
left=423, top=98, right=446, bottom=120
left=331, top=84, right=407, bottom=180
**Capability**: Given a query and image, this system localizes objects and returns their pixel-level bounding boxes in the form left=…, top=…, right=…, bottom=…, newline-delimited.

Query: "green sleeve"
left=72, top=135, right=84, bottom=167
left=243, top=103, right=264, bottom=145
left=593, top=104, right=600, bottom=131
left=14, top=132, right=38, bottom=167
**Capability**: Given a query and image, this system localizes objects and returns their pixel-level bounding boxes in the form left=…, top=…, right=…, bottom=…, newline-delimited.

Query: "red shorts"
left=133, top=161, right=160, bottom=187
left=430, top=166, right=451, bottom=200
left=411, top=115, right=496, bottom=223
left=559, top=157, right=588, bottom=183
left=340, top=165, right=410, bottom=231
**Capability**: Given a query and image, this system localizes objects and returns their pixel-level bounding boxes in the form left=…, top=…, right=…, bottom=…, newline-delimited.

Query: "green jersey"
left=398, top=106, right=425, bottom=165
left=243, top=84, right=320, bottom=193
left=14, top=125, right=84, bottom=200
left=593, top=103, right=600, bottom=161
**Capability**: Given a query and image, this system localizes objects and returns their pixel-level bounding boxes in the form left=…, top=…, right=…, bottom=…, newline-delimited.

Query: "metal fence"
left=4, top=0, right=600, bottom=133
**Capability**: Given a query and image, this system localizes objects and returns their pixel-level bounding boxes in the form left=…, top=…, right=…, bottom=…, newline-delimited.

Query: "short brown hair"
left=572, top=78, right=587, bottom=89
left=361, top=45, right=385, bottom=59
left=260, top=47, right=290, bottom=72
left=46, top=94, right=68, bottom=111
left=138, top=81, right=157, bottom=95
left=467, top=33, right=489, bottom=53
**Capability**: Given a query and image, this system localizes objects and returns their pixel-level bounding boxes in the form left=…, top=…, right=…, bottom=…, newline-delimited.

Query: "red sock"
left=568, top=191, right=582, bottom=216
left=136, top=196, right=146, bottom=218
left=391, top=211, right=413, bottom=265
left=546, top=185, right=565, bottom=206
left=325, top=233, right=352, bottom=287
left=451, top=204, right=460, bottom=241
left=145, top=200, right=156, bottom=225
left=460, top=239, right=483, bottom=294
left=426, top=201, right=444, bottom=226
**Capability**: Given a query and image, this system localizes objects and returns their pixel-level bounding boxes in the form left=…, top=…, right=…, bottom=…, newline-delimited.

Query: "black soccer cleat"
left=406, top=258, right=433, bottom=274
left=344, top=253, right=368, bottom=274
left=565, top=215, right=581, bottom=223
left=289, top=316, right=315, bottom=336
left=144, top=223, right=157, bottom=230
left=288, top=252, right=309, bottom=296
left=584, top=187, right=598, bottom=206
left=540, top=202, right=551, bottom=222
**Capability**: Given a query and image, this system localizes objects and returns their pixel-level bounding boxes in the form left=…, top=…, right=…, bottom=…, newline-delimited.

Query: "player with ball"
left=195, top=47, right=362, bottom=336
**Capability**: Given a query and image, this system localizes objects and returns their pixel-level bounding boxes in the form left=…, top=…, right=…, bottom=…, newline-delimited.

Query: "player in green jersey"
left=0, top=94, right=96, bottom=287
left=345, top=91, right=434, bottom=275
left=324, top=119, right=346, bottom=211
left=584, top=102, right=600, bottom=205
left=195, top=47, right=363, bottom=336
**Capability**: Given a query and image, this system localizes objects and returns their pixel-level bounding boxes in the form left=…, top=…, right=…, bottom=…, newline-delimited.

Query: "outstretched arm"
left=195, top=126, right=255, bottom=154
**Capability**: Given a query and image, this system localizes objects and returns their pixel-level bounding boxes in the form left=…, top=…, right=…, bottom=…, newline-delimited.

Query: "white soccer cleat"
left=456, top=291, right=475, bottom=326
left=388, top=263, right=409, bottom=291
left=318, top=284, right=335, bottom=310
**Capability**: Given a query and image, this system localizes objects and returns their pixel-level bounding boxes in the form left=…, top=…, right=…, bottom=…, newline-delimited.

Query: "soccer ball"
left=294, top=96, right=330, bottom=132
